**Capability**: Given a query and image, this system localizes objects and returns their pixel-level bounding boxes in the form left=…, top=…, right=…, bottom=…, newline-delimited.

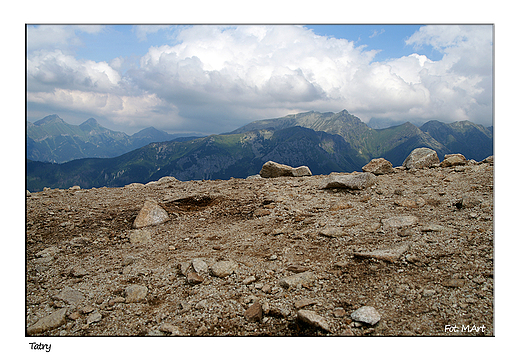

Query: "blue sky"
left=26, top=24, right=493, bottom=135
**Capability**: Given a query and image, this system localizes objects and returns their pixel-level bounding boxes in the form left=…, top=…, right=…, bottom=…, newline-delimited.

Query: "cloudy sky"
left=26, top=24, right=493, bottom=135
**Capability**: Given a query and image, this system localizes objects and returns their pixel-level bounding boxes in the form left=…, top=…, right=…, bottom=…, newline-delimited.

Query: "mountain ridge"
left=26, top=110, right=493, bottom=192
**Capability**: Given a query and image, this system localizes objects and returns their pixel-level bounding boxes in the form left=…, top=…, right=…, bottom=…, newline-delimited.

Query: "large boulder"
left=402, top=148, right=439, bottom=169
left=259, top=161, right=312, bottom=178
left=440, top=154, right=467, bottom=167
left=362, top=158, right=394, bottom=175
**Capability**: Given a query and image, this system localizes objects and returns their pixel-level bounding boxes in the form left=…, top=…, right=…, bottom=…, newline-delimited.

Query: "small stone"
left=286, top=265, right=309, bottom=273
left=196, top=325, right=208, bottom=335
left=243, top=276, right=256, bottom=285
left=254, top=208, right=271, bottom=217
left=69, top=185, right=81, bottom=190
left=125, top=285, right=148, bottom=303
left=187, top=272, right=204, bottom=285
left=333, top=308, right=347, bottom=318
left=454, top=195, right=483, bottom=209
left=86, top=310, right=102, bottom=325
left=191, top=258, right=208, bottom=274
left=381, top=216, right=418, bottom=228
left=261, top=284, right=272, bottom=293
left=68, top=311, right=81, bottom=320
left=27, top=308, right=68, bottom=335
left=244, top=301, right=263, bottom=322
left=297, top=310, right=331, bottom=332
left=421, top=224, right=445, bottom=232
left=210, top=260, right=238, bottom=278
left=354, top=242, right=411, bottom=263
left=319, top=226, right=348, bottom=238
left=159, top=323, right=182, bottom=335
left=394, top=197, right=426, bottom=208
left=443, top=279, right=465, bottom=288
left=350, top=306, right=381, bottom=326
left=294, top=298, right=317, bottom=309
left=133, top=198, right=169, bottom=228
left=279, top=271, right=315, bottom=289
left=362, top=158, right=394, bottom=175
left=422, top=289, right=436, bottom=297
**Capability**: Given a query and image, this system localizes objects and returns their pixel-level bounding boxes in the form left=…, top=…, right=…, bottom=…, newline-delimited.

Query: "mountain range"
left=27, top=115, right=203, bottom=163
left=26, top=110, right=493, bottom=192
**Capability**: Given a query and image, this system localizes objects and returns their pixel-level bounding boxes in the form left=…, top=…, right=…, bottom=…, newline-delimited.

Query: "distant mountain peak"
left=79, top=118, right=102, bottom=130
left=34, top=114, right=64, bottom=126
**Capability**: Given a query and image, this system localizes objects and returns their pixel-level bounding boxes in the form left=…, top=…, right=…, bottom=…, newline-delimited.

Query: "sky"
left=26, top=24, right=493, bottom=135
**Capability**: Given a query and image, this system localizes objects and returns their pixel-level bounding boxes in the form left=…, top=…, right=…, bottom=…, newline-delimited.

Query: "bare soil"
left=25, top=161, right=494, bottom=336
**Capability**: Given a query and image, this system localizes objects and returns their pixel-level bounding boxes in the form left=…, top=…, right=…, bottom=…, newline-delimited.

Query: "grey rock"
left=133, top=198, right=169, bottom=228
left=53, top=287, right=85, bottom=305
left=36, top=246, right=59, bottom=258
left=319, top=226, right=348, bottom=238
left=402, top=148, right=439, bottom=169
left=27, top=307, right=68, bottom=335
left=381, top=216, right=418, bottom=228
left=191, top=258, right=208, bottom=274
left=350, top=306, right=381, bottom=325
left=260, top=161, right=312, bottom=178
left=320, top=172, right=376, bottom=190
left=210, top=260, right=238, bottom=278
left=125, top=285, right=148, bottom=303
left=420, top=224, right=445, bottom=232
left=354, top=242, right=411, bottom=263
left=279, top=271, right=315, bottom=289
left=159, top=323, right=183, bottom=335
left=454, top=195, right=483, bottom=209
left=297, top=310, right=331, bottom=332
left=86, top=310, right=102, bottom=325
left=362, top=158, right=394, bottom=175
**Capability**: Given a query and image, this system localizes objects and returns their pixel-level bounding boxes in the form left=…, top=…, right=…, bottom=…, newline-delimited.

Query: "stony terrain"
left=25, top=151, right=494, bottom=336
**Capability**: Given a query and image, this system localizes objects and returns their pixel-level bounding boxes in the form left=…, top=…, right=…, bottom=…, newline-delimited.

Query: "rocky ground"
left=25, top=153, right=494, bottom=337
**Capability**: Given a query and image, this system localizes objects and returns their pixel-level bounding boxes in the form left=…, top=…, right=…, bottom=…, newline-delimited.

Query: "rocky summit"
left=26, top=149, right=494, bottom=336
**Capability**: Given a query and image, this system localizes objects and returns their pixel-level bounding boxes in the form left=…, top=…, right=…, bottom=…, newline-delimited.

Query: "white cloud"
left=26, top=25, right=105, bottom=52
left=133, top=25, right=173, bottom=42
left=26, top=24, right=493, bottom=134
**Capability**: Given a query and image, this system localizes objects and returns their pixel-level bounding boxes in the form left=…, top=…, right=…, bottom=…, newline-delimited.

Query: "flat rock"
left=260, top=161, right=312, bottom=178
left=350, top=306, right=381, bottom=325
left=279, top=271, right=315, bottom=289
left=297, top=310, right=331, bottom=332
left=159, top=323, right=183, bottom=335
left=86, top=310, right=102, bottom=325
left=362, top=158, right=394, bottom=175
left=53, top=287, right=85, bottom=305
left=27, top=307, right=68, bottom=335
left=354, top=242, right=411, bottom=263
left=381, top=216, right=418, bottom=228
left=125, top=285, right=148, bottom=303
left=402, top=148, right=439, bottom=169
left=394, top=197, right=425, bottom=208
left=133, top=198, right=169, bottom=228
left=320, top=172, right=376, bottom=190
left=209, top=260, right=238, bottom=278
left=294, top=298, right=318, bottom=309
left=319, top=226, right=348, bottom=238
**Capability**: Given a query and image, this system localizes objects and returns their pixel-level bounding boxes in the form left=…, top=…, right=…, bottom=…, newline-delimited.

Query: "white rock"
left=350, top=306, right=381, bottom=325
left=133, top=198, right=169, bottom=228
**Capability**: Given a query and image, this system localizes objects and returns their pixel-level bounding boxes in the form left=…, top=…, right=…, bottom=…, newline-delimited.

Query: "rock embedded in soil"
left=244, top=301, right=263, bottom=322
left=133, top=198, right=169, bottom=228
left=350, top=306, right=381, bottom=326
left=354, top=242, right=411, bottom=263
left=320, top=172, right=376, bottom=190
left=27, top=308, right=68, bottom=335
left=381, top=215, right=418, bottom=228
left=209, top=260, right=238, bottom=278
left=279, top=271, right=315, bottom=289
left=125, top=285, right=148, bottom=303
left=53, top=287, right=85, bottom=305
left=297, top=310, right=331, bottom=333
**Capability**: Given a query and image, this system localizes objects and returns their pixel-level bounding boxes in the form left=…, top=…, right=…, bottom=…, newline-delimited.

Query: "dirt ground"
left=25, top=159, right=494, bottom=336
